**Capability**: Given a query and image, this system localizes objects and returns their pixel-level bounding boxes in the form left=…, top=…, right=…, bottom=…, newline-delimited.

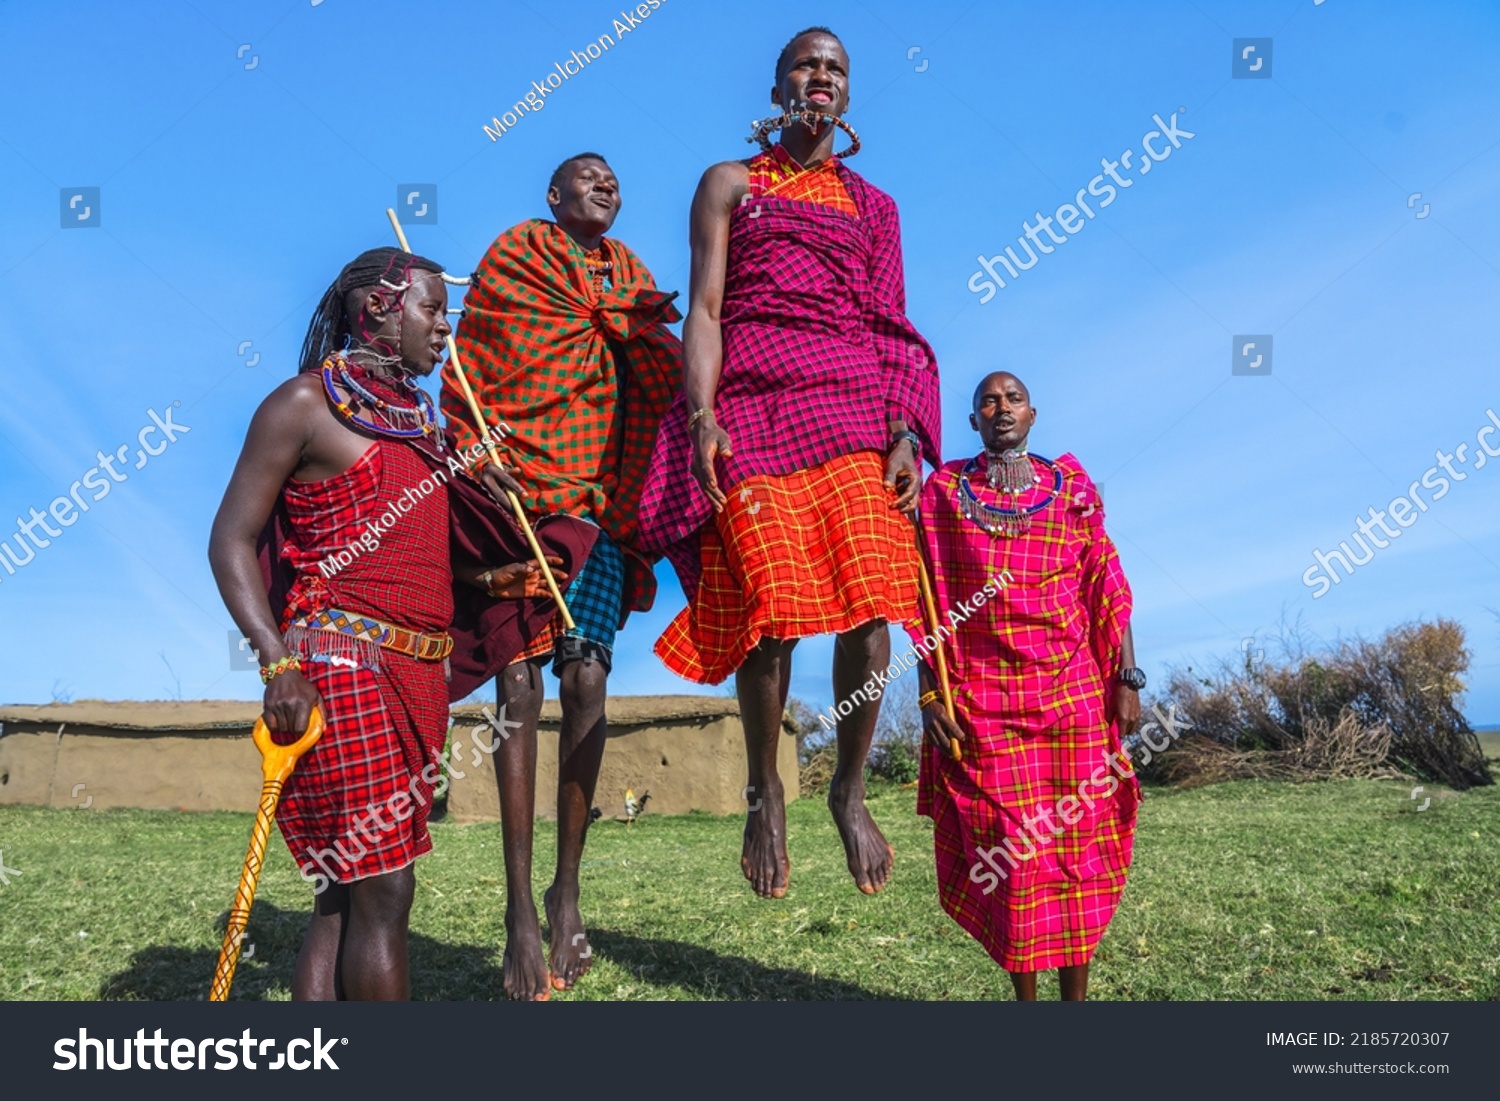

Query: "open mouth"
left=806, top=89, right=834, bottom=106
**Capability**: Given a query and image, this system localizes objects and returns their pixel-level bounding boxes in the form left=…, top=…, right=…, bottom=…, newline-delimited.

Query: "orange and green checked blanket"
left=442, top=218, right=682, bottom=613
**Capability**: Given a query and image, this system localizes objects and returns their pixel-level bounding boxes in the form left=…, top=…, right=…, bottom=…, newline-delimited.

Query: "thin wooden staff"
left=915, top=545, right=961, bottom=763
left=386, top=208, right=575, bottom=630
left=210, top=707, right=324, bottom=1001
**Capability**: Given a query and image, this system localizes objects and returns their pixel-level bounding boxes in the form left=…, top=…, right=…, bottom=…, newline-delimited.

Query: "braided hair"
left=298, top=246, right=444, bottom=375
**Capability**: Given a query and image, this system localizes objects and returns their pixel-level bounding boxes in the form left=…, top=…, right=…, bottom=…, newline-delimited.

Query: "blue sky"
left=0, top=0, right=1496, bottom=722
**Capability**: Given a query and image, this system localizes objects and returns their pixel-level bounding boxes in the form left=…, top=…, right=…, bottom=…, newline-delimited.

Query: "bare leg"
left=495, top=659, right=550, bottom=1000
left=545, top=657, right=607, bottom=990
left=339, top=866, right=414, bottom=1000
left=1009, top=970, right=1038, bottom=1001
left=735, top=637, right=795, bottom=898
left=828, top=619, right=895, bottom=894
left=1059, top=963, right=1089, bottom=1001
left=291, top=882, right=348, bottom=1001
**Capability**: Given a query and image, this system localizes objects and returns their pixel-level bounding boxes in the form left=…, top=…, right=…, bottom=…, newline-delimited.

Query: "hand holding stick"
left=916, top=550, right=961, bottom=763
left=210, top=708, right=324, bottom=1001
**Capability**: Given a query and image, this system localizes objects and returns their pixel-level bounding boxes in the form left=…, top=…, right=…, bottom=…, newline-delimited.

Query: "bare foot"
left=741, top=781, right=789, bottom=898
left=543, top=884, right=593, bottom=991
left=501, top=905, right=551, bottom=1001
left=829, top=779, right=894, bottom=894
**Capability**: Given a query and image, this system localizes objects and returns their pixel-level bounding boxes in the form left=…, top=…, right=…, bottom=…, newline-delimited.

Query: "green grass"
left=0, top=778, right=1496, bottom=1000
left=1476, top=729, right=1500, bottom=762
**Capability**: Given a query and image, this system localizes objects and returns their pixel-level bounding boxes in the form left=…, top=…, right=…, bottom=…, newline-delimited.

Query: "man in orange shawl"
left=442, top=153, right=682, bottom=999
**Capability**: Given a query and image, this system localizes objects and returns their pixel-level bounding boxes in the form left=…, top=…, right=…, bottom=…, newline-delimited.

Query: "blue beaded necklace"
left=320, top=355, right=438, bottom=443
left=957, top=453, right=1062, bottom=537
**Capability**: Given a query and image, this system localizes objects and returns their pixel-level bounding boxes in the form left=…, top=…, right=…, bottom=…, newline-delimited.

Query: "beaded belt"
left=289, top=608, right=454, bottom=662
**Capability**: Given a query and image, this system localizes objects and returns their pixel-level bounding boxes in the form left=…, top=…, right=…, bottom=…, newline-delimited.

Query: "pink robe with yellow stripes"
left=909, top=451, right=1139, bottom=972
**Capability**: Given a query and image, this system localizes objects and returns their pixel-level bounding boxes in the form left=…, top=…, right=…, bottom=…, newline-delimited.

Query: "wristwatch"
left=888, top=418, right=921, bottom=463
left=1116, top=667, right=1147, bottom=691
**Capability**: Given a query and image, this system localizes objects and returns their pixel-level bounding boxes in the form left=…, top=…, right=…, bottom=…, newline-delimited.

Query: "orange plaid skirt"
left=656, top=450, right=919, bottom=684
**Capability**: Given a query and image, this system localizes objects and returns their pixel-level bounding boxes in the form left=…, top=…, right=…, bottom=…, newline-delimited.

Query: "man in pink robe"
left=912, top=371, right=1144, bottom=1000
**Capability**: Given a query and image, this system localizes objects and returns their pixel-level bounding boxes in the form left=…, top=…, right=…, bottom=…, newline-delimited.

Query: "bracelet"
left=686, top=407, right=714, bottom=431
left=919, top=689, right=941, bottom=710
left=260, top=654, right=302, bottom=685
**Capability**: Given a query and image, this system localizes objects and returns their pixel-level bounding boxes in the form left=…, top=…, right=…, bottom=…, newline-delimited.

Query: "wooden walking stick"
left=210, top=706, right=324, bottom=1001
left=386, top=207, right=575, bottom=630
left=916, top=550, right=962, bottom=763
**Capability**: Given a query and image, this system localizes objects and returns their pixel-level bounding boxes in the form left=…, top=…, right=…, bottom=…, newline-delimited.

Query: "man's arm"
left=682, top=161, right=744, bottom=511
left=862, top=194, right=924, bottom=514
left=917, top=656, right=966, bottom=758
left=1114, top=623, right=1141, bottom=736
left=207, top=377, right=323, bottom=735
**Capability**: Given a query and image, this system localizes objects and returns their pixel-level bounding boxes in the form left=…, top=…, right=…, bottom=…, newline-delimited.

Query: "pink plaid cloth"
left=908, top=451, right=1139, bottom=971
left=637, top=164, right=940, bottom=596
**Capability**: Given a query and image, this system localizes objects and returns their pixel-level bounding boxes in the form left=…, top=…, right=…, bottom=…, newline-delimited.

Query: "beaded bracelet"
left=919, top=689, right=941, bottom=710
left=260, top=655, right=302, bottom=685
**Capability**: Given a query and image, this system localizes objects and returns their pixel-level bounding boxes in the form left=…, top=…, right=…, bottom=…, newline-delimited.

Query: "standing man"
left=445, top=153, right=682, bottom=999
left=639, top=28, right=941, bottom=899
left=915, top=371, right=1143, bottom=1001
left=210, top=248, right=469, bottom=999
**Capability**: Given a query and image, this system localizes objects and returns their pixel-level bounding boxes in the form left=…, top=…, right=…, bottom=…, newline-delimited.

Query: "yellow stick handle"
left=916, top=553, right=961, bottom=763
left=210, top=708, right=324, bottom=1001
left=385, top=208, right=576, bottom=631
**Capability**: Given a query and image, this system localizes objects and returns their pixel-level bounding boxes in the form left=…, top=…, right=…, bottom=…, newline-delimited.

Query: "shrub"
left=787, top=658, right=926, bottom=793
left=1156, top=617, right=1491, bottom=790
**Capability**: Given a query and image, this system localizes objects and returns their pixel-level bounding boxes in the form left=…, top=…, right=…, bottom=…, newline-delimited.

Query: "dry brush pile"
left=1151, top=618, right=1491, bottom=791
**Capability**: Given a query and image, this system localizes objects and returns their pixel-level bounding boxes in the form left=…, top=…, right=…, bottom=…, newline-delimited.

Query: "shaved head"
left=969, top=371, right=1036, bottom=452
left=972, top=371, right=1029, bottom=411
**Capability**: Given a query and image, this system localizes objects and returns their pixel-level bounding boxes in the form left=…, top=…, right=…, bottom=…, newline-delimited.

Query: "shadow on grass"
left=99, top=907, right=894, bottom=1001
left=99, top=901, right=508, bottom=1002
left=585, top=928, right=899, bottom=1000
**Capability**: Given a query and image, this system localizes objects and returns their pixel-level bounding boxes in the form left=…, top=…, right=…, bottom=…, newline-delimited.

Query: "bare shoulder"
left=256, top=372, right=327, bottom=427
left=697, top=160, right=751, bottom=205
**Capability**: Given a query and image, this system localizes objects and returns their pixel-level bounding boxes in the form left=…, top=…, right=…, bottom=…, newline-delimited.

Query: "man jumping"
left=639, top=28, right=941, bottom=899
left=445, top=153, right=682, bottom=998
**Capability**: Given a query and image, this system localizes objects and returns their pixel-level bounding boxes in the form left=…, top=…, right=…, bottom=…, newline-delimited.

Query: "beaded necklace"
left=582, top=247, right=613, bottom=291
left=747, top=106, right=861, bottom=158
left=957, top=453, right=1062, bottom=537
left=320, top=354, right=439, bottom=444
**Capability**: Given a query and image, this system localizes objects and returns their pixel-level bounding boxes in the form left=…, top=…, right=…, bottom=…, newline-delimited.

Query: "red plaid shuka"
left=638, top=148, right=940, bottom=598
left=273, top=439, right=452, bottom=883
left=908, top=452, right=1138, bottom=972
left=656, top=450, right=918, bottom=685
left=442, top=219, right=682, bottom=616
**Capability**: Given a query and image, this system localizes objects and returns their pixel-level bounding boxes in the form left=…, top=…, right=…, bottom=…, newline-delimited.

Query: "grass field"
left=0, top=775, right=1496, bottom=1001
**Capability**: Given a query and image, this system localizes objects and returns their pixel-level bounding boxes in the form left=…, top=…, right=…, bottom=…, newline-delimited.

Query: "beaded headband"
left=747, top=105, right=861, bottom=158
